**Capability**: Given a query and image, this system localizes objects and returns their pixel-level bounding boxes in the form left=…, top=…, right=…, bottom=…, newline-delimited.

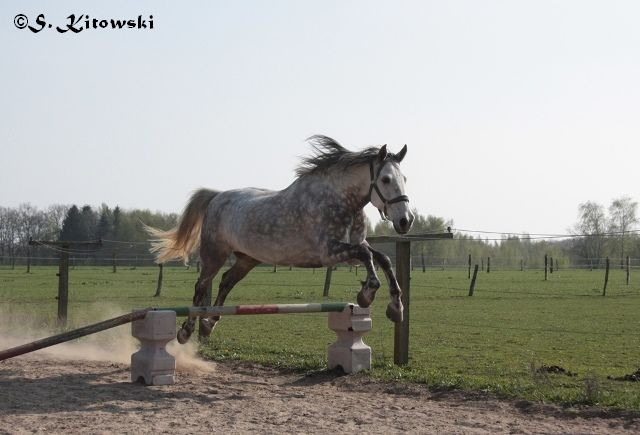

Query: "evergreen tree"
left=79, top=205, right=97, bottom=240
left=60, top=205, right=83, bottom=240
left=96, top=204, right=114, bottom=240
left=112, top=206, right=122, bottom=240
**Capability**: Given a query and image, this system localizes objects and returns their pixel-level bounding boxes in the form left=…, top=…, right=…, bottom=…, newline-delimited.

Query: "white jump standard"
left=327, top=304, right=372, bottom=374
left=131, top=310, right=177, bottom=386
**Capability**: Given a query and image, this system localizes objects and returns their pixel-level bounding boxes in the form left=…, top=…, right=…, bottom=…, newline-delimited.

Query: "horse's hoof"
left=386, top=302, right=404, bottom=323
left=357, top=290, right=373, bottom=308
left=177, top=328, right=191, bottom=344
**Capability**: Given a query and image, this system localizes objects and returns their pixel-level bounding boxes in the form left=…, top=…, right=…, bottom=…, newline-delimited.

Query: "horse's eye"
left=381, top=176, right=391, bottom=184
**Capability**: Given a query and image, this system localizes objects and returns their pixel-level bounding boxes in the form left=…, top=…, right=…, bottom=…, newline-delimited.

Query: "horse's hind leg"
left=199, top=252, right=260, bottom=338
left=177, top=249, right=227, bottom=344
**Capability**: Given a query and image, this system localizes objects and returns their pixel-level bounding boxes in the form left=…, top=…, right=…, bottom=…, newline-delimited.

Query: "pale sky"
left=2, top=1, right=639, bottom=237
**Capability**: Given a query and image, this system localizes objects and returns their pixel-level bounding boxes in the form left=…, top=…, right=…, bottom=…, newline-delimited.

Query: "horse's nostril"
left=400, top=217, right=408, bottom=228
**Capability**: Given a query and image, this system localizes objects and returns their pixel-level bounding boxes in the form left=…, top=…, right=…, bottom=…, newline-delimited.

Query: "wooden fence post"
left=112, top=252, right=117, bottom=273
left=544, top=254, right=548, bottom=281
left=520, top=258, right=524, bottom=271
left=323, top=267, right=333, bottom=297
left=626, top=256, right=630, bottom=285
left=154, top=263, right=163, bottom=297
left=26, top=247, right=31, bottom=273
left=468, top=254, right=471, bottom=279
left=487, top=257, right=490, bottom=273
left=58, top=246, right=70, bottom=327
left=468, top=264, right=479, bottom=296
left=394, top=241, right=411, bottom=365
left=364, top=232, right=453, bottom=367
left=273, top=264, right=277, bottom=273
left=603, top=257, right=610, bottom=296
left=29, top=239, right=101, bottom=326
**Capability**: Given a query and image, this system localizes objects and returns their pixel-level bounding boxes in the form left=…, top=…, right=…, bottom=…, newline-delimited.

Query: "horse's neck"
left=298, top=165, right=370, bottom=212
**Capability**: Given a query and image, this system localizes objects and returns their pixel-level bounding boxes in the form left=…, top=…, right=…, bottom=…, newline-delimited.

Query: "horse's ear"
left=377, top=145, right=388, bottom=162
left=395, top=144, right=408, bottom=163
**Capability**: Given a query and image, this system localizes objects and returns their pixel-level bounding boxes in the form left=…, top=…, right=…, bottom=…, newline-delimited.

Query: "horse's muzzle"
left=394, top=215, right=414, bottom=234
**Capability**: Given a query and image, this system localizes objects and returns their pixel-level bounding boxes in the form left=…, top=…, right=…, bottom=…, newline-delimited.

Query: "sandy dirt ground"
left=1, top=341, right=639, bottom=435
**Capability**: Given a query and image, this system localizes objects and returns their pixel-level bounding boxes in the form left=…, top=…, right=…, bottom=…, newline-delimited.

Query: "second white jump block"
left=131, top=310, right=176, bottom=385
left=327, top=305, right=372, bottom=374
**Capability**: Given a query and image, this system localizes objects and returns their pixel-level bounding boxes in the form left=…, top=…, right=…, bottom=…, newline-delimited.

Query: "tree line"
left=371, top=196, right=638, bottom=269
left=0, top=196, right=638, bottom=269
left=0, top=204, right=177, bottom=266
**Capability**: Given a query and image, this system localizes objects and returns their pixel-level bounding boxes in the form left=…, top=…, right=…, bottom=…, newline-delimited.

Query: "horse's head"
left=368, top=145, right=414, bottom=234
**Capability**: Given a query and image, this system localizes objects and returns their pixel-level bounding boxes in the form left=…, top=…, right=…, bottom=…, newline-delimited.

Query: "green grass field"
left=1, top=264, right=639, bottom=409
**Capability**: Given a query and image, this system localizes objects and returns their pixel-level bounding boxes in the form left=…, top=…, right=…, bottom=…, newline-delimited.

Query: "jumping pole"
left=185, top=302, right=349, bottom=319
left=0, top=303, right=355, bottom=362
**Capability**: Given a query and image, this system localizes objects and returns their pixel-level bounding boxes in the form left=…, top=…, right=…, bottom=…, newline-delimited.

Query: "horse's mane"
left=296, top=135, right=381, bottom=177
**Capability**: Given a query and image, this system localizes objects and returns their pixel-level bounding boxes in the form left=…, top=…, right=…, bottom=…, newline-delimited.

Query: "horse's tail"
left=145, top=188, right=219, bottom=265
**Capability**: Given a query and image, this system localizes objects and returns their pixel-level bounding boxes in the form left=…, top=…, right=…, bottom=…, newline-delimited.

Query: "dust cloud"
left=0, top=304, right=214, bottom=373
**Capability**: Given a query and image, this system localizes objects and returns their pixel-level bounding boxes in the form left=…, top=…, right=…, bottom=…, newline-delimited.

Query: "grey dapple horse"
left=147, top=135, right=414, bottom=343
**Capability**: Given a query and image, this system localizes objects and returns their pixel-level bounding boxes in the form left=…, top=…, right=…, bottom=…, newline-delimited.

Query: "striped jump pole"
left=173, top=302, right=351, bottom=319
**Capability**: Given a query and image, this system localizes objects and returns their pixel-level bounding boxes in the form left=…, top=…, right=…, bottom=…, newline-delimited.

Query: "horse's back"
left=203, top=185, right=324, bottom=265
left=207, top=187, right=279, bottom=228
left=206, top=186, right=287, bottom=237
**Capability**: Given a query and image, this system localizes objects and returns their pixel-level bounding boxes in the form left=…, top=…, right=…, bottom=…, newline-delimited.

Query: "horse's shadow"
left=280, top=368, right=349, bottom=387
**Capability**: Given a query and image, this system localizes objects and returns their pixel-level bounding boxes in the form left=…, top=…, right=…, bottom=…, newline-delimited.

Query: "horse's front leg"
left=367, top=245, right=403, bottom=323
left=326, top=240, right=381, bottom=309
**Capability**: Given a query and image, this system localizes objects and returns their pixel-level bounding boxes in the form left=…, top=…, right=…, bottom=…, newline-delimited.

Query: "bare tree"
left=573, top=201, right=607, bottom=268
left=609, top=196, right=638, bottom=268
left=16, top=204, right=47, bottom=247
left=45, top=204, right=69, bottom=239
left=0, top=207, right=19, bottom=265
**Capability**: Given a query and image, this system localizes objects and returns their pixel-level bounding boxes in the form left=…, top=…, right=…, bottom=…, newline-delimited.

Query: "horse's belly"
left=214, top=191, right=333, bottom=267
left=243, top=243, right=325, bottom=268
